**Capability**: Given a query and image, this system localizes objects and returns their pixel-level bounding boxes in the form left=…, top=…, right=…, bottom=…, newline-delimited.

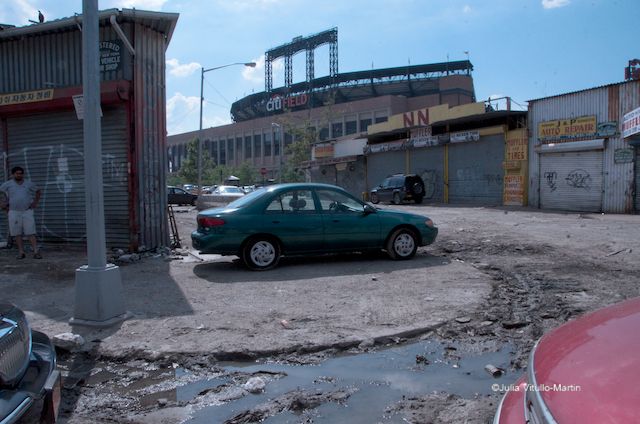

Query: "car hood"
left=375, top=208, right=430, bottom=222
left=531, top=296, right=640, bottom=423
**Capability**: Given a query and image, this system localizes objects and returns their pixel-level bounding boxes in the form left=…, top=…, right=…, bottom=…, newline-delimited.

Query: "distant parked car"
left=168, top=186, right=197, bottom=206
left=0, top=303, right=60, bottom=423
left=493, top=296, right=640, bottom=424
left=370, top=174, right=425, bottom=205
left=192, top=183, right=438, bottom=270
left=212, top=185, right=246, bottom=201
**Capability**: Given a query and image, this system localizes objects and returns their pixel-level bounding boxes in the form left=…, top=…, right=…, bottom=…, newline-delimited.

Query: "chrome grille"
left=0, top=305, right=32, bottom=387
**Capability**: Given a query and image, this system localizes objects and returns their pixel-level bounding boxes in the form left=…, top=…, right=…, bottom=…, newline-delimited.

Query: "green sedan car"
left=192, top=183, right=438, bottom=270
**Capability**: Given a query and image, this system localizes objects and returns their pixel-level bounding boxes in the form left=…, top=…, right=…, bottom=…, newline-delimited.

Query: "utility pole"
left=71, top=0, right=127, bottom=327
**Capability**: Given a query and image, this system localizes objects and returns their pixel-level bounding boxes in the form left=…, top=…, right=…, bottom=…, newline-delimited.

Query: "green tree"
left=178, top=138, right=215, bottom=184
left=236, top=161, right=259, bottom=185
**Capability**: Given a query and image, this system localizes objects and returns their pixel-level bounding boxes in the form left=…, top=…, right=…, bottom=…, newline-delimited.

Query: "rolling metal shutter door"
left=448, top=135, right=504, bottom=205
left=0, top=125, right=6, bottom=242
left=540, top=151, right=603, bottom=212
left=410, top=146, right=445, bottom=203
left=5, top=107, right=129, bottom=246
left=366, top=151, right=405, bottom=189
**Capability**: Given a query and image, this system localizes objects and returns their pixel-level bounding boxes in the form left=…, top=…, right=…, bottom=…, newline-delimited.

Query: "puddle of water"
left=184, top=340, right=516, bottom=423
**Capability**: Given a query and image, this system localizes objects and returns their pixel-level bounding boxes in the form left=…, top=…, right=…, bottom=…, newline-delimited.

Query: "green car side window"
left=317, top=189, right=364, bottom=213
left=266, top=190, right=315, bottom=213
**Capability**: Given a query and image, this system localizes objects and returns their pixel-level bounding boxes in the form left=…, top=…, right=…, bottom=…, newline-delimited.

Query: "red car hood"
left=532, top=296, right=640, bottom=423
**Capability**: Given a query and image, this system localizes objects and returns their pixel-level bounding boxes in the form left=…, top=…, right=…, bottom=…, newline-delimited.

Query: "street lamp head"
left=244, top=62, right=257, bottom=68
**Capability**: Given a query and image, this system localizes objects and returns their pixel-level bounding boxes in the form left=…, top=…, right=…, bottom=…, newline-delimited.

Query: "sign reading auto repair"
left=538, top=115, right=597, bottom=142
left=0, top=89, right=54, bottom=106
left=622, top=106, right=640, bottom=138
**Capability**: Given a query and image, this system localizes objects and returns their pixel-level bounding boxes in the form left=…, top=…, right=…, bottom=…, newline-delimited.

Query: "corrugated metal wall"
left=529, top=81, right=640, bottom=213
left=448, top=135, right=504, bottom=205
left=615, top=81, right=640, bottom=212
left=366, top=151, right=405, bottom=190
left=0, top=25, right=131, bottom=92
left=133, top=24, right=169, bottom=249
left=410, top=146, right=445, bottom=203
left=1, top=108, right=129, bottom=245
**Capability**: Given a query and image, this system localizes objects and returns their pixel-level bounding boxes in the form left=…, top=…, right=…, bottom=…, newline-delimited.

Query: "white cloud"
left=102, top=0, right=169, bottom=10
left=463, top=5, right=472, bottom=13
left=0, top=0, right=37, bottom=24
left=541, top=0, right=570, bottom=9
left=166, top=92, right=200, bottom=135
left=166, top=58, right=201, bottom=77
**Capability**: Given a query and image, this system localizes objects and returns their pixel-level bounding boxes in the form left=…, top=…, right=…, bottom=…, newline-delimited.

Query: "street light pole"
left=197, top=62, right=256, bottom=196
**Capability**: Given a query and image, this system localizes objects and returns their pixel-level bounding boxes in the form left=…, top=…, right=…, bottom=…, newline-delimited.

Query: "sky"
left=1, top=0, right=637, bottom=136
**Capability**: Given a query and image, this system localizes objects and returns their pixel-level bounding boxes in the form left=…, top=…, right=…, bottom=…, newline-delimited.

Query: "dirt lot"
left=2, top=203, right=639, bottom=423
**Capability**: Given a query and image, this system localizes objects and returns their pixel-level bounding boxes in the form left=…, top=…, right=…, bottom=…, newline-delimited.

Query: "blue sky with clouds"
left=1, top=0, right=636, bottom=135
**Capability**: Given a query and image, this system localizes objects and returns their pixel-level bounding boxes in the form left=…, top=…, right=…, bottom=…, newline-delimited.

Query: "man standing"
left=1, top=166, right=42, bottom=259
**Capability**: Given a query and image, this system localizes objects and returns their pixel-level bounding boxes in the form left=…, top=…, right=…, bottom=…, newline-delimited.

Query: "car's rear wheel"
left=392, top=192, right=401, bottom=205
left=242, top=237, right=280, bottom=270
left=370, top=192, right=379, bottom=204
left=386, top=228, right=418, bottom=260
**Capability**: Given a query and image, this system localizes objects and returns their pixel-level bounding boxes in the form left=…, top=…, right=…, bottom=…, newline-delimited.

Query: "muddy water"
left=183, top=340, right=516, bottom=423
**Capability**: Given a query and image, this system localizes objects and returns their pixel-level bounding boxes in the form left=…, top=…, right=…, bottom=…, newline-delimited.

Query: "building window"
left=220, top=139, right=226, bottom=165
left=253, top=134, right=262, bottom=159
left=245, top=135, right=252, bottom=159
left=319, top=126, right=329, bottom=141
left=211, top=140, right=218, bottom=164
left=274, top=128, right=281, bottom=156
left=374, top=110, right=388, bottom=123
left=359, top=118, right=372, bottom=132
left=331, top=121, right=343, bottom=138
left=236, top=137, right=243, bottom=161
left=345, top=115, right=357, bottom=135
left=264, top=130, right=272, bottom=157
left=284, top=131, right=293, bottom=148
left=228, top=138, right=234, bottom=161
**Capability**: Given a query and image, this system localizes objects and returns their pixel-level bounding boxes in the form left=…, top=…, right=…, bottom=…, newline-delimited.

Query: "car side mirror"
left=363, top=204, right=376, bottom=214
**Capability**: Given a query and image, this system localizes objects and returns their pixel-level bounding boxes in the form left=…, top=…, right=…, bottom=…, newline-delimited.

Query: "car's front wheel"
left=386, top=228, right=418, bottom=260
left=370, top=192, right=379, bottom=204
left=242, top=237, right=281, bottom=270
left=392, top=192, right=401, bottom=205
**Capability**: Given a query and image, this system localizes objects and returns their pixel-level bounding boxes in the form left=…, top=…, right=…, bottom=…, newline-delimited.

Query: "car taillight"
left=198, top=216, right=225, bottom=227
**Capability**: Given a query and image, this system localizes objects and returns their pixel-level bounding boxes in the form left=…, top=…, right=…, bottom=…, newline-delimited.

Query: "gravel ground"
left=3, top=203, right=639, bottom=423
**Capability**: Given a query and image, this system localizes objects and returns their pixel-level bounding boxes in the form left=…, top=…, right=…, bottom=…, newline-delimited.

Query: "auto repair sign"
left=622, top=106, right=640, bottom=138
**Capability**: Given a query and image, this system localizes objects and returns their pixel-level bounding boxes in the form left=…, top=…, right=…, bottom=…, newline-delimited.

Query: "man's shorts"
left=8, top=209, right=36, bottom=236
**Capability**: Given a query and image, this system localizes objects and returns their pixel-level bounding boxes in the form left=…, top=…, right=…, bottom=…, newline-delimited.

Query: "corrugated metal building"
left=0, top=8, right=178, bottom=250
left=528, top=80, right=640, bottom=213
left=364, top=103, right=528, bottom=206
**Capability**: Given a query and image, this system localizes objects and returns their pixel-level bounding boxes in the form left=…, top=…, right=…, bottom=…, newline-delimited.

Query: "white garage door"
left=540, top=150, right=603, bottom=212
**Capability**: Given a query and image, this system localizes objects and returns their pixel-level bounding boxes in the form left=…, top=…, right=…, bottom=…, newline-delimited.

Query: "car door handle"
left=272, top=220, right=281, bottom=224
left=332, top=219, right=340, bottom=223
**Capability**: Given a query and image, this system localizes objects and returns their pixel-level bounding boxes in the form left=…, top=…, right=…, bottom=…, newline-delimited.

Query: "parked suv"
left=370, top=174, right=425, bottom=205
left=0, top=303, right=60, bottom=423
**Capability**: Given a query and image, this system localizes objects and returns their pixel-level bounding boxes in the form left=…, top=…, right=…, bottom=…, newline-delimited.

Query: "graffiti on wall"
left=544, top=171, right=558, bottom=192
left=543, top=169, right=593, bottom=192
left=419, top=169, right=439, bottom=200
left=1, top=146, right=129, bottom=241
left=565, top=169, right=591, bottom=190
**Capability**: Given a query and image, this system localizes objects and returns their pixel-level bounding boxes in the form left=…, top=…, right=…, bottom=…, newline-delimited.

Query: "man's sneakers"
left=33, top=252, right=42, bottom=259
left=17, top=253, right=25, bottom=259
